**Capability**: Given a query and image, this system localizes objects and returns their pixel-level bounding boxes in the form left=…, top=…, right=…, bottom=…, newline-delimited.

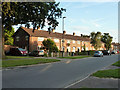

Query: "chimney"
left=37, top=26, right=41, bottom=30
left=52, top=29, right=55, bottom=33
left=63, top=30, right=66, bottom=34
left=81, top=34, right=83, bottom=37
left=73, top=32, right=75, bottom=36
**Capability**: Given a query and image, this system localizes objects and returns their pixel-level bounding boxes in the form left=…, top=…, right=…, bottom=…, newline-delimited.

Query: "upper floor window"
left=73, top=40, right=75, bottom=43
left=38, top=37, right=44, bottom=41
left=54, top=39, right=59, bottom=43
left=77, top=41, right=80, bottom=44
left=16, top=36, right=19, bottom=41
left=25, top=36, right=29, bottom=41
left=67, top=40, right=70, bottom=43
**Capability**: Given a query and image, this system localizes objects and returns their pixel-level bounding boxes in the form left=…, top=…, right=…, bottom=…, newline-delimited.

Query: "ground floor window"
left=38, top=46, right=41, bottom=50
left=73, top=47, right=76, bottom=52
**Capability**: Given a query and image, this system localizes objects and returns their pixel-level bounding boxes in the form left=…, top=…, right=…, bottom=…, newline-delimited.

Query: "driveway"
left=2, top=54, right=119, bottom=88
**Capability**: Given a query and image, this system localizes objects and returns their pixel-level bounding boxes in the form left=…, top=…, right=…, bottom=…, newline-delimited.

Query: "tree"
left=90, top=32, right=102, bottom=50
left=4, top=27, right=15, bottom=45
left=42, top=39, right=58, bottom=55
left=2, top=2, right=66, bottom=31
left=2, top=2, right=65, bottom=58
left=101, top=33, right=113, bottom=50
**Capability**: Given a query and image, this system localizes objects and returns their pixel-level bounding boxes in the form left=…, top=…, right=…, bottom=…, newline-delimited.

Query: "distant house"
left=13, top=27, right=106, bottom=52
left=111, top=42, right=120, bottom=51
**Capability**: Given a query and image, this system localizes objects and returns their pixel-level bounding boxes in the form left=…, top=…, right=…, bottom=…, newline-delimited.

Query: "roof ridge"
left=20, top=27, right=90, bottom=41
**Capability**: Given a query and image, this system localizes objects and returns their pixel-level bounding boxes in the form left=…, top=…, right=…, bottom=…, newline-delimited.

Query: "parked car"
left=102, top=50, right=111, bottom=55
left=29, top=50, right=44, bottom=57
left=8, top=48, right=28, bottom=56
left=111, top=50, right=117, bottom=54
left=94, top=51, right=103, bottom=57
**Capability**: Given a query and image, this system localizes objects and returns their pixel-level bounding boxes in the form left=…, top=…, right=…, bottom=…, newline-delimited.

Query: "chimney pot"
left=73, top=32, right=75, bottom=36
left=37, top=26, right=41, bottom=30
left=52, top=29, right=55, bottom=33
left=63, top=30, right=66, bottom=34
left=81, top=34, right=83, bottom=37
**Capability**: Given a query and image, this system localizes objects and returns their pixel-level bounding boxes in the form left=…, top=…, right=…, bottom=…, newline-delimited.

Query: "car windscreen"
left=95, top=51, right=99, bottom=53
left=18, top=48, right=26, bottom=51
left=40, top=51, right=43, bottom=52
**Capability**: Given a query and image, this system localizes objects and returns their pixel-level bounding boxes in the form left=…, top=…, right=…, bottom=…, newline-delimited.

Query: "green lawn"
left=112, top=60, right=120, bottom=67
left=92, top=69, right=120, bottom=78
left=5, top=56, right=34, bottom=59
left=59, top=56, right=91, bottom=59
left=2, top=58, right=60, bottom=67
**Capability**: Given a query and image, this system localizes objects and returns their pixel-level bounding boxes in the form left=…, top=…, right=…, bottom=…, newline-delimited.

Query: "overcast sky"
left=13, top=0, right=119, bottom=43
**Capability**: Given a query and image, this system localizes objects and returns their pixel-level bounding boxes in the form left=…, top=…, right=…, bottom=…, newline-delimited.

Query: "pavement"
left=69, top=65, right=119, bottom=88
left=2, top=54, right=119, bottom=88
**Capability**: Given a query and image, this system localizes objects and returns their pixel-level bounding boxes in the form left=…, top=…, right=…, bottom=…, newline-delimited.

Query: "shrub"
left=44, top=53, right=47, bottom=57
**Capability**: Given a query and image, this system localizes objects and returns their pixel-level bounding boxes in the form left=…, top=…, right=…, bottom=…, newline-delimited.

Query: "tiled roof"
left=21, top=27, right=90, bottom=41
left=112, top=42, right=120, bottom=46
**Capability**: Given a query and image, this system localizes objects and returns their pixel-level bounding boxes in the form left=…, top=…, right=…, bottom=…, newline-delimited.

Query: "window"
left=73, top=47, right=76, bottom=52
left=16, top=36, right=19, bottom=41
left=67, top=47, right=71, bottom=52
left=82, top=41, right=84, bottom=44
left=25, top=36, right=29, bottom=41
left=57, top=46, right=59, bottom=50
left=67, top=40, right=70, bottom=43
left=62, top=46, right=65, bottom=51
left=86, top=47, right=88, bottom=51
left=38, top=37, right=44, bottom=41
left=38, top=46, right=41, bottom=50
left=91, top=48, right=92, bottom=50
left=77, top=41, right=80, bottom=44
left=73, top=40, right=75, bottom=43
left=77, top=47, right=80, bottom=52
left=54, top=39, right=59, bottom=43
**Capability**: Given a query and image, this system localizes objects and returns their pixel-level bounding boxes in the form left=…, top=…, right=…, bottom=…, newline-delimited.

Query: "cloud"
left=80, top=18, right=103, bottom=28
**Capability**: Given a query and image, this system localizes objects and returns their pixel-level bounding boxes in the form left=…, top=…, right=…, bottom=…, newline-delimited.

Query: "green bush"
left=44, top=53, right=47, bottom=57
left=89, top=50, right=95, bottom=55
left=78, top=52, right=88, bottom=55
left=78, top=50, right=95, bottom=55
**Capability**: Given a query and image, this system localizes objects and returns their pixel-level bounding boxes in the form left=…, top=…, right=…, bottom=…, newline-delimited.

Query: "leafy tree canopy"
left=2, top=2, right=66, bottom=32
left=42, top=39, right=58, bottom=52
left=101, top=33, right=113, bottom=50
left=4, top=27, right=15, bottom=45
left=90, top=31, right=102, bottom=50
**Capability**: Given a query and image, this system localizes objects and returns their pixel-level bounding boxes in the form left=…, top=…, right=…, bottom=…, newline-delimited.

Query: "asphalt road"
left=2, top=54, right=119, bottom=88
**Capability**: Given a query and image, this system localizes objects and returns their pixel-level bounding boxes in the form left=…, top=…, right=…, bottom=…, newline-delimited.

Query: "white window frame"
left=67, top=47, right=71, bottom=52
left=73, top=47, right=76, bottom=52
left=86, top=47, right=88, bottom=51
left=25, top=36, right=29, bottom=41
left=77, top=41, right=80, bottom=44
left=16, top=36, right=20, bottom=41
left=77, top=47, right=80, bottom=52
left=67, top=40, right=70, bottom=43
left=38, top=37, right=44, bottom=41
left=54, top=39, right=59, bottom=43
left=73, top=40, right=75, bottom=44
left=37, top=46, right=41, bottom=50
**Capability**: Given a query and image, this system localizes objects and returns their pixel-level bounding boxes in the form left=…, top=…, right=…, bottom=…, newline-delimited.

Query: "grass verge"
left=92, top=69, right=120, bottom=78
left=112, top=60, right=120, bottom=67
left=5, top=56, right=34, bottom=59
left=2, top=59, right=60, bottom=67
left=59, top=56, right=91, bottom=59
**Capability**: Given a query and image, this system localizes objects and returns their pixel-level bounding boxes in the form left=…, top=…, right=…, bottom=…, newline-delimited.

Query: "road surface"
left=2, top=54, right=119, bottom=88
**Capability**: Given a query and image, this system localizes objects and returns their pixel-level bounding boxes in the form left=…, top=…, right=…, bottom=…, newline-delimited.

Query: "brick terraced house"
left=13, top=27, right=106, bottom=53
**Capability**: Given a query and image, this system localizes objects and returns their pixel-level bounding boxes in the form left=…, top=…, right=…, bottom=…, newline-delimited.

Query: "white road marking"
left=64, top=74, right=90, bottom=88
